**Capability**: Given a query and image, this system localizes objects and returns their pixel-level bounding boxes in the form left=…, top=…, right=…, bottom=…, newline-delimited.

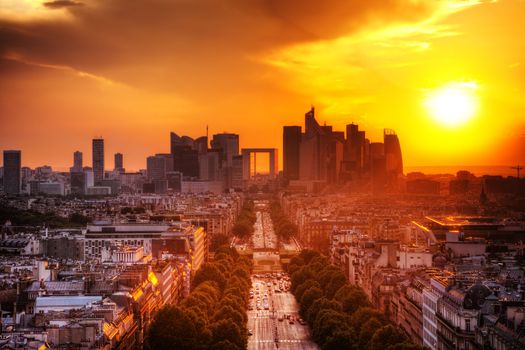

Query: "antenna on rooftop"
left=511, top=165, right=523, bottom=179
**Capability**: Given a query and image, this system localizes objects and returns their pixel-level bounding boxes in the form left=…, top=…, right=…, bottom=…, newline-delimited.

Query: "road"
left=247, top=200, right=319, bottom=350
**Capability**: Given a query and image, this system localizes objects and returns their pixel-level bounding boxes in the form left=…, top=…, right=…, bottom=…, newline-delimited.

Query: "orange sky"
left=1, top=0, right=524, bottom=171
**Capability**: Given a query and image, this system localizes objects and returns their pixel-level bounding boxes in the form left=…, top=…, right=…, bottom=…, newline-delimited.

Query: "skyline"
left=1, top=0, right=525, bottom=170
left=1, top=115, right=524, bottom=176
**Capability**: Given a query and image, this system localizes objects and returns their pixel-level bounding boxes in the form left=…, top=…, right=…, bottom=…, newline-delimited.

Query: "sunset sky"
left=1, top=0, right=524, bottom=171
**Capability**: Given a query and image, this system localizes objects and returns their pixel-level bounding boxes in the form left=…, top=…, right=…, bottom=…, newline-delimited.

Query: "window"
left=465, top=319, right=471, bottom=332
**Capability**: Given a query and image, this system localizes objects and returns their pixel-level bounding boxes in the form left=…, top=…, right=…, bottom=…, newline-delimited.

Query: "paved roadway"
left=248, top=201, right=319, bottom=350
left=248, top=276, right=318, bottom=350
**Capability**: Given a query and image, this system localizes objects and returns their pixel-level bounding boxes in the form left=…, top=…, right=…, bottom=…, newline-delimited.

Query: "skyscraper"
left=72, top=151, right=83, bottom=172
left=114, top=153, right=124, bottom=172
left=147, top=154, right=172, bottom=193
left=283, top=126, right=301, bottom=180
left=384, top=129, right=403, bottom=177
left=147, top=155, right=167, bottom=181
left=3, top=150, right=21, bottom=195
left=211, top=133, right=239, bottom=168
left=170, top=132, right=200, bottom=178
left=92, top=138, right=104, bottom=185
left=298, top=107, right=343, bottom=183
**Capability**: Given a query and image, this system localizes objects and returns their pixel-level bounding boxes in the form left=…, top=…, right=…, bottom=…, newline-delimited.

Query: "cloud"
left=2, top=52, right=118, bottom=85
left=43, top=1, right=84, bottom=9
left=0, top=0, right=438, bottom=94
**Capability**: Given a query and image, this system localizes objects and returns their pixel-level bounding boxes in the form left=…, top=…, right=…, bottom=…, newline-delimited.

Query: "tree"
left=298, top=249, right=321, bottom=265
left=211, top=233, right=230, bottom=251
left=291, top=268, right=315, bottom=293
left=306, top=297, right=343, bottom=325
left=294, top=279, right=321, bottom=302
left=210, top=319, right=245, bottom=350
left=369, top=325, right=408, bottom=350
left=313, top=309, right=350, bottom=344
left=350, top=307, right=386, bottom=334
left=300, top=286, right=323, bottom=317
left=322, top=329, right=356, bottom=350
left=209, top=340, right=241, bottom=350
left=192, top=263, right=227, bottom=291
left=387, top=343, right=427, bottom=350
left=213, top=305, right=244, bottom=325
left=358, top=317, right=384, bottom=349
left=145, top=306, right=211, bottom=350
left=324, top=271, right=348, bottom=299
left=232, top=220, right=252, bottom=238
left=334, top=285, right=372, bottom=315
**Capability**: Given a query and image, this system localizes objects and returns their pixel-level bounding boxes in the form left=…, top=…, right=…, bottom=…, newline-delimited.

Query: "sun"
left=424, top=82, right=478, bottom=127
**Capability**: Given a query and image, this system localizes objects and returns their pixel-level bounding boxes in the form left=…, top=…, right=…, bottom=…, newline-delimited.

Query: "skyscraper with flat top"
left=211, top=133, right=239, bottom=167
left=3, top=150, right=21, bottom=195
left=72, top=151, right=83, bottom=172
left=92, top=138, right=104, bottom=184
left=283, top=126, right=301, bottom=180
left=114, top=153, right=124, bottom=172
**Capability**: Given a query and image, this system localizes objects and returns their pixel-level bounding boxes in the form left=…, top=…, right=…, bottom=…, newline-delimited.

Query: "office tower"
left=369, top=142, right=387, bottom=193
left=194, top=136, right=208, bottom=155
left=147, top=154, right=173, bottom=193
left=147, top=155, right=167, bottom=181
left=231, top=155, right=244, bottom=191
left=384, top=129, right=403, bottom=177
left=199, top=151, right=220, bottom=181
left=299, top=107, right=343, bottom=183
left=70, top=172, right=85, bottom=195
left=283, top=126, right=301, bottom=181
left=3, top=150, right=21, bottom=195
left=84, top=168, right=95, bottom=188
left=92, top=138, right=104, bottom=185
left=170, top=132, right=199, bottom=178
left=345, top=124, right=368, bottom=170
left=72, top=151, right=83, bottom=172
left=211, top=133, right=239, bottom=167
left=166, top=171, right=183, bottom=192
left=114, top=153, right=124, bottom=172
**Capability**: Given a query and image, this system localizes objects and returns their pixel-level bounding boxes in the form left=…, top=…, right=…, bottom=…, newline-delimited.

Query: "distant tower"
left=211, top=133, right=240, bottom=167
left=114, top=153, right=124, bottom=172
left=283, top=126, right=301, bottom=181
left=72, top=151, right=83, bottom=172
left=480, top=185, right=488, bottom=205
left=3, top=150, right=21, bottom=195
left=92, top=138, right=104, bottom=184
left=511, top=165, right=522, bottom=179
left=384, top=129, right=403, bottom=176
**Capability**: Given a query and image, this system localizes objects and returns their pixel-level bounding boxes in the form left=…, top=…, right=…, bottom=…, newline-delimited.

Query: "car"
left=248, top=329, right=253, bottom=336
left=289, top=319, right=295, bottom=325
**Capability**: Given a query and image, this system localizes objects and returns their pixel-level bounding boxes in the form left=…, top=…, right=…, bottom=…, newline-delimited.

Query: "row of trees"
left=289, top=250, right=425, bottom=350
left=231, top=200, right=256, bottom=238
left=0, top=205, right=89, bottom=228
left=269, top=201, right=298, bottom=242
left=145, top=247, right=252, bottom=350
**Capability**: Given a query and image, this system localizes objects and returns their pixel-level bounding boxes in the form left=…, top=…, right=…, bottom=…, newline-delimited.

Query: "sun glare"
left=424, top=82, right=478, bottom=127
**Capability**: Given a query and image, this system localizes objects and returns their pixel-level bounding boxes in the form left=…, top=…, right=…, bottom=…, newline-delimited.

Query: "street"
left=247, top=200, right=319, bottom=350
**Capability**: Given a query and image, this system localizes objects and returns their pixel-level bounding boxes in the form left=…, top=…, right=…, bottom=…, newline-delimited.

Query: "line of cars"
left=249, top=281, right=270, bottom=311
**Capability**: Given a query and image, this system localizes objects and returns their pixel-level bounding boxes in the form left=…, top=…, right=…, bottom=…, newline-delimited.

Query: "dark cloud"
left=0, top=0, right=435, bottom=94
left=43, top=1, right=84, bottom=9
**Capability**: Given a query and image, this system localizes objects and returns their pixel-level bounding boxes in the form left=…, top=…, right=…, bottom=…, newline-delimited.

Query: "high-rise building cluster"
left=283, top=107, right=403, bottom=192
left=143, top=131, right=243, bottom=194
